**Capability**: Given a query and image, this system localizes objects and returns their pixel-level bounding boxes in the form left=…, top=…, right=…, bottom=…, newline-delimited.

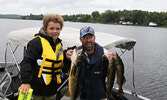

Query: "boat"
left=0, top=27, right=150, bottom=100
left=149, top=22, right=157, bottom=27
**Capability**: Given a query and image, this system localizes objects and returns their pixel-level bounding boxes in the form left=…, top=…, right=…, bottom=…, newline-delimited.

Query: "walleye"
left=103, top=53, right=116, bottom=100
left=103, top=52, right=126, bottom=99
left=69, top=48, right=83, bottom=100
left=114, top=53, right=126, bottom=96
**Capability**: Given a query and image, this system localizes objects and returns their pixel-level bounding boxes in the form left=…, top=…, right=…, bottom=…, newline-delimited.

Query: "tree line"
left=21, top=10, right=167, bottom=27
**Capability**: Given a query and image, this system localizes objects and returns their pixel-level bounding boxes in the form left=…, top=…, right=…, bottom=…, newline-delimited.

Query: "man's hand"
left=103, top=52, right=116, bottom=62
left=66, top=49, right=74, bottom=60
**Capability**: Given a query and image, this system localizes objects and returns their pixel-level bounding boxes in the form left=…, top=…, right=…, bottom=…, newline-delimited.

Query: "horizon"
left=1, top=9, right=167, bottom=16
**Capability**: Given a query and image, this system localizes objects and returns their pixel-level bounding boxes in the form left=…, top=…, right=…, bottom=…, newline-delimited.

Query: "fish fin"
left=64, top=90, right=70, bottom=97
left=109, top=94, right=115, bottom=100
left=117, top=89, right=124, bottom=96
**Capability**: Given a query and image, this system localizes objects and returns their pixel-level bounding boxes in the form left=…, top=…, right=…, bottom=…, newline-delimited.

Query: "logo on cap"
left=80, top=26, right=95, bottom=37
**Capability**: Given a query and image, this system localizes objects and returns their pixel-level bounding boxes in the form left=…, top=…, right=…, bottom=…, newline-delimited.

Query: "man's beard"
left=83, top=42, right=94, bottom=51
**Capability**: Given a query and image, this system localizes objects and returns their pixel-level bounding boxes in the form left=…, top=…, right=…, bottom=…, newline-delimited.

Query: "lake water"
left=1, top=19, right=167, bottom=100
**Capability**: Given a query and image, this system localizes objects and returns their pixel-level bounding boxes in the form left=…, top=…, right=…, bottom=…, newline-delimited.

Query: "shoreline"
left=1, top=18, right=167, bottom=28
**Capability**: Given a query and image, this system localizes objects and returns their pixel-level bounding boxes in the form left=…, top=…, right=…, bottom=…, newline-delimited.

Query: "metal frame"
left=7, top=43, right=20, bottom=71
left=0, top=43, right=22, bottom=99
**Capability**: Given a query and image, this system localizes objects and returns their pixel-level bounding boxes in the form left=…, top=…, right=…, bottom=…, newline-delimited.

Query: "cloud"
left=0, top=0, right=167, bottom=15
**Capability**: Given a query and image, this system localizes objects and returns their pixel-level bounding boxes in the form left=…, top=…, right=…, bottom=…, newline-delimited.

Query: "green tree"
left=91, top=11, right=100, bottom=22
left=63, top=15, right=70, bottom=21
left=78, top=14, right=91, bottom=22
left=70, top=15, right=78, bottom=22
left=20, top=10, right=167, bottom=27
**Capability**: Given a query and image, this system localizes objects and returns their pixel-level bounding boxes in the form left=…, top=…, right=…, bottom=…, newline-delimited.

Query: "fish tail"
left=109, top=94, right=115, bottom=100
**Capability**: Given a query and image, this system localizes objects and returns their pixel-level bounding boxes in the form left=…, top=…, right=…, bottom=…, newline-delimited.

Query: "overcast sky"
left=0, top=0, right=167, bottom=15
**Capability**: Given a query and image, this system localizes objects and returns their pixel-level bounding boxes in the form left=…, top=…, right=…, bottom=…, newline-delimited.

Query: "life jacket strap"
left=45, top=59, right=62, bottom=63
left=42, top=71, right=61, bottom=75
left=43, top=66, right=62, bottom=70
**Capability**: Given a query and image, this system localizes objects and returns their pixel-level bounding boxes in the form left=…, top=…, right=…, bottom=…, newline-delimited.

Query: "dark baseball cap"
left=80, top=26, right=95, bottom=37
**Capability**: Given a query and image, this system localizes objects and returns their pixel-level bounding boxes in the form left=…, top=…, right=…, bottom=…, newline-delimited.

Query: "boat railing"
left=0, top=67, right=12, bottom=99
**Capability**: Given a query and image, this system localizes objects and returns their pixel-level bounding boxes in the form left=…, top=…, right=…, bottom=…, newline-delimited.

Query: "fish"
left=114, top=53, right=126, bottom=96
left=103, top=53, right=116, bottom=100
left=69, top=48, right=83, bottom=100
left=103, top=52, right=126, bottom=99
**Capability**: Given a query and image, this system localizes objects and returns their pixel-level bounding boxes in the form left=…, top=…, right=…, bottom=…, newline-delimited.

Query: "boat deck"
left=0, top=63, right=149, bottom=100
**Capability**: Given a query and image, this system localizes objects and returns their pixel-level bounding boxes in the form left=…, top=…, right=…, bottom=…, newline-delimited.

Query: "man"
left=66, top=26, right=107, bottom=100
left=79, top=26, right=107, bottom=100
left=65, top=26, right=126, bottom=100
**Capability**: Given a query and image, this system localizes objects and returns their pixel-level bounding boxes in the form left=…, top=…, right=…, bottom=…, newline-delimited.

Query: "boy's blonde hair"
left=43, top=14, right=64, bottom=31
